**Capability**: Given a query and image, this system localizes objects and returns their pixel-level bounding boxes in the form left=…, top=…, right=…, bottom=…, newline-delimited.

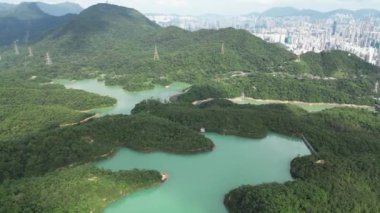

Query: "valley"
left=0, top=2, right=379, bottom=213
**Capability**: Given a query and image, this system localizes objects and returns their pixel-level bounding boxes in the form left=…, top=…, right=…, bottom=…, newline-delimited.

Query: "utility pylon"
left=241, top=91, right=245, bottom=98
left=25, top=31, right=30, bottom=44
left=153, top=44, right=160, bottom=61
left=14, top=40, right=19, bottom=55
left=45, top=52, right=52, bottom=65
left=28, top=47, right=33, bottom=57
left=295, top=54, right=301, bottom=62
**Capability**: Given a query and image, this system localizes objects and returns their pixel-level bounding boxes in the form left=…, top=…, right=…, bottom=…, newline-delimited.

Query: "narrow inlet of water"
left=56, top=78, right=311, bottom=212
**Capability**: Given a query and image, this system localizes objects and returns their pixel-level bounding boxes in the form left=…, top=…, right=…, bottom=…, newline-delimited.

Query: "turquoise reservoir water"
left=55, top=79, right=190, bottom=115
left=56, top=79, right=310, bottom=212
left=98, top=133, right=310, bottom=213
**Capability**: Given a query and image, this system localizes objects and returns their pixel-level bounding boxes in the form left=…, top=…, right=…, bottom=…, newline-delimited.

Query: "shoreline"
left=160, top=173, right=169, bottom=182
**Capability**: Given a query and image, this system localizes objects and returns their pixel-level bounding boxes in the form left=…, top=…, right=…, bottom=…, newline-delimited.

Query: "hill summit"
left=0, top=2, right=48, bottom=20
left=53, top=3, right=159, bottom=39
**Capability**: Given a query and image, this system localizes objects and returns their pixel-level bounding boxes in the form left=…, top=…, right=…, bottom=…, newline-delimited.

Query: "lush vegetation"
left=0, top=3, right=75, bottom=45
left=0, top=72, right=115, bottom=141
left=299, top=51, right=380, bottom=77
left=133, top=99, right=271, bottom=138
left=226, top=153, right=380, bottom=213
left=0, top=82, right=115, bottom=111
left=224, top=182, right=330, bottom=213
left=0, top=165, right=161, bottom=213
left=176, top=73, right=377, bottom=105
left=0, top=114, right=213, bottom=182
left=0, top=102, right=212, bottom=211
left=0, top=71, right=210, bottom=212
left=132, top=99, right=380, bottom=212
left=0, top=105, right=89, bottom=141
left=1, top=3, right=379, bottom=105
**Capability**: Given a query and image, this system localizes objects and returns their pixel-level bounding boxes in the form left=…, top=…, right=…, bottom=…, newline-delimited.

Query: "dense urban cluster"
left=148, top=8, right=380, bottom=66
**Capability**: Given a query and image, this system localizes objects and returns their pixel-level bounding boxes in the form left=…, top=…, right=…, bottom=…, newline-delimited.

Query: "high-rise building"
left=147, top=12, right=380, bottom=66
left=332, top=21, right=337, bottom=36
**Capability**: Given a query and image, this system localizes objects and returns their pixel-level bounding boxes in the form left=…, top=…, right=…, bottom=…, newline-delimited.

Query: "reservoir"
left=98, top=133, right=310, bottom=213
left=58, top=79, right=310, bottom=213
left=55, top=79, right=190, bottom=115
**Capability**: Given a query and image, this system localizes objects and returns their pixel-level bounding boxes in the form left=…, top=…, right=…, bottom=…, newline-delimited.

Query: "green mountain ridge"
left=36, top=2, right=82, bottom=16
left=257, top=7, right=380, bottom=18
left=0, top=3, right=14, bottom=12
left=0, top=2, right=82, bottom=16
left=1, top=3, right=379, bottom=102
left=0, top=2, right=48, bottom=20
left=0, top=2, right=76, bottom=45
left=49, top=4, right=159, bottom=50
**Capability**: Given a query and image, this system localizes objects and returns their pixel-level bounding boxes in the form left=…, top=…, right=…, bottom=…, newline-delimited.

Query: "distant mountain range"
left=1, top=2, right=379, bottom=19
left=0, top=2, right=82, bottom=16
left=0, top=3, right=13, bottom=12
left=35, top=2, right=82, bottom=16
left=256, top=7, right=380, bottom=18
left=0, top=2, right=76, bottom=45
left=147, top=6, right=380, bottom=19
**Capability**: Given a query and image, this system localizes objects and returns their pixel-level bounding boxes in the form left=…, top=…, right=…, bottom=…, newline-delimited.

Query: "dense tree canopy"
left=0, top=114, right=213, bottom=182
left=0, top=72, right=116, bottom=141
left=0, top=165, right=161, bottom=213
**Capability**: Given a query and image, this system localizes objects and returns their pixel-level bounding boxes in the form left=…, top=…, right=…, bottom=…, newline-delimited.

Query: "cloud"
left=1, top=0, right=380, bottom=14
left=156, top=0, right=187, bottom=6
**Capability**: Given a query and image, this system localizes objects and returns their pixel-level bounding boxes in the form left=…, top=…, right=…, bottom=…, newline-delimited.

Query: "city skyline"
left=1, top=0, right=380, bottom=15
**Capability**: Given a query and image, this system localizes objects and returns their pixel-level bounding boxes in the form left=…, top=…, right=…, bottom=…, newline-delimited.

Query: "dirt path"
left=60, top=113, right=101, bottom=128
left=228, top=97, right=373, bottom=110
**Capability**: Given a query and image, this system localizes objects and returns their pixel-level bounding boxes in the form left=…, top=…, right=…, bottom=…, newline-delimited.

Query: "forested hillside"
left=175, top=73, right=377, bottom=105
left=0, top=72, right=115, bottom=141
left=0, top=114, right=213, bottom=182
left=0, top=3, right=75, bottom=45
left=0, top=165, right=161, bottom=213
left=1, top=3, right=378, bottom=105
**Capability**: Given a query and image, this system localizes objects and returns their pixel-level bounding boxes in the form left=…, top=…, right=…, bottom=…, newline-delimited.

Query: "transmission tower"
left=295, top=54, right=301, bottom=62
left=14, top=40, right=19, bottom=55
left=153, top=44, right=160, bottom=61
left=45, top=52, right=52, bottom=65
left=221, top=42, right=225, bottom=55
left=25, top=31, right=30, bottom=44
left=28, top=47, right=33, bottom=57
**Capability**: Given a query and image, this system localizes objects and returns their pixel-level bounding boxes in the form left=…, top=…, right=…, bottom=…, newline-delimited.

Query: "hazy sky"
left=2, top=0, right=380, bottom=15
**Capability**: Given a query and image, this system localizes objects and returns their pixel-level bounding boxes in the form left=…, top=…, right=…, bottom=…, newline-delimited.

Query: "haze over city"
left=1, top=0, right=380, bottom=14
